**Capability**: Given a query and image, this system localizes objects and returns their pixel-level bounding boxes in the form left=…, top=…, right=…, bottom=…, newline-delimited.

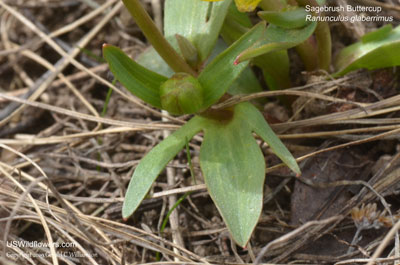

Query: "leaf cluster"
left=103, top=0, right=400, bottom=246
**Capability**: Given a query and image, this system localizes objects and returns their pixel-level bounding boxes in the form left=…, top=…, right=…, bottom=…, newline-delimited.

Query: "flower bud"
left=160, top=73, right=204, bottom=115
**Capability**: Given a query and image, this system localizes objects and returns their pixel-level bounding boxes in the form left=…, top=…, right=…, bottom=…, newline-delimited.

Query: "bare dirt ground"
left=1, top=0, right=400, bottom=264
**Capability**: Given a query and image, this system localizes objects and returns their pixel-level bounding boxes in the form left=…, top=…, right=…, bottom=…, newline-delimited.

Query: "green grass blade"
left=122, top=116, right=204, bottom=219
left=185, top=138, right=197, bottom=184
left=103, top=44, right=167, bottom=108
left=78, top=46, right=106, bottom=63
left=101, top=79, right=116, bottom=117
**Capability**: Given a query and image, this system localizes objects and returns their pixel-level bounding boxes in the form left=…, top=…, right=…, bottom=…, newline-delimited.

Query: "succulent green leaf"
left=240, top=103, right=301, bottom=175
left=235, top=21, right=317, bottom=63
left=221, top=4, right=291, bottom=90
left=199, top=22, right=265, bottom=108
left=361, top=24, right=392, bottom=43
left=199, top=104, right=266, bottom=246
left=211, top=39, right=263, bottom=95
left=122, top=116, right=204, bottom=218
left=333, top=25, right=400, bottom=77
left=258, top=7, right=309, bottom=29
left=164, top=0, right=232, bottom=61
left=103, top=44, right=167, bottom=108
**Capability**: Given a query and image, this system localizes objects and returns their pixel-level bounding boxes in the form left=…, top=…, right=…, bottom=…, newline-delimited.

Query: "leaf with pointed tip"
left=122, top=116, right=204, bottom=218
left=176, top=34, right=199, bottom=68
left=210, top=39, right=263, bottom=95
left=199, top=22, right=265, bottom=108
left=164, top=0, right=231, bottom=61
left=103, top=44, right=167, bottom=108
left=258, top=7, right=309, bottom=29
left=235, top=21, right=317, bottom=63
left=333, top=25, right=400, bottom=77
left=239, top=103, right=301, bottom=175
left=221, top=4, right=291, bottom=90
left=136, top=38, right=263, bottom=96
left=199, top=104, right=265, bottom=246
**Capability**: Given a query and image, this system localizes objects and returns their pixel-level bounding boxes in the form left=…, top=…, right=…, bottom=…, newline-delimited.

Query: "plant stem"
left=122, top=0, right=197, bottom=76
left=101, top=79, right=115, bottom=117
left=296, top=0, right=331, bottom=71
left=314, top=19, right=331, bottom=71
left=295, top=37, right=319, bottom=71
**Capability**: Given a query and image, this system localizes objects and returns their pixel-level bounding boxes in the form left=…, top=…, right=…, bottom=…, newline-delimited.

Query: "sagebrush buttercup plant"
left=103, top=25, right=300, bottom=245
left=104, top=0, right=400, bottom=246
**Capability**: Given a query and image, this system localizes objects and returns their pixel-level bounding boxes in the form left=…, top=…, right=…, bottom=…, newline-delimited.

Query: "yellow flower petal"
left=201, top=0, right=261, bottom=12
left=235, top=0, right=261, bottom=12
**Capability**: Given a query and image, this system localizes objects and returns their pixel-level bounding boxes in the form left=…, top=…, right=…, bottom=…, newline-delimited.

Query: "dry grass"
left=0, top=0, right=400, bottom=264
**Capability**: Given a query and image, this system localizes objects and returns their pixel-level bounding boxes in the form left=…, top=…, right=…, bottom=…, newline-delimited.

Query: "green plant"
left=333, top=24, right=400, bottom=77
left=103, top=0, right=400, bottom=247
left=103, top=24, right=300, bottom=246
